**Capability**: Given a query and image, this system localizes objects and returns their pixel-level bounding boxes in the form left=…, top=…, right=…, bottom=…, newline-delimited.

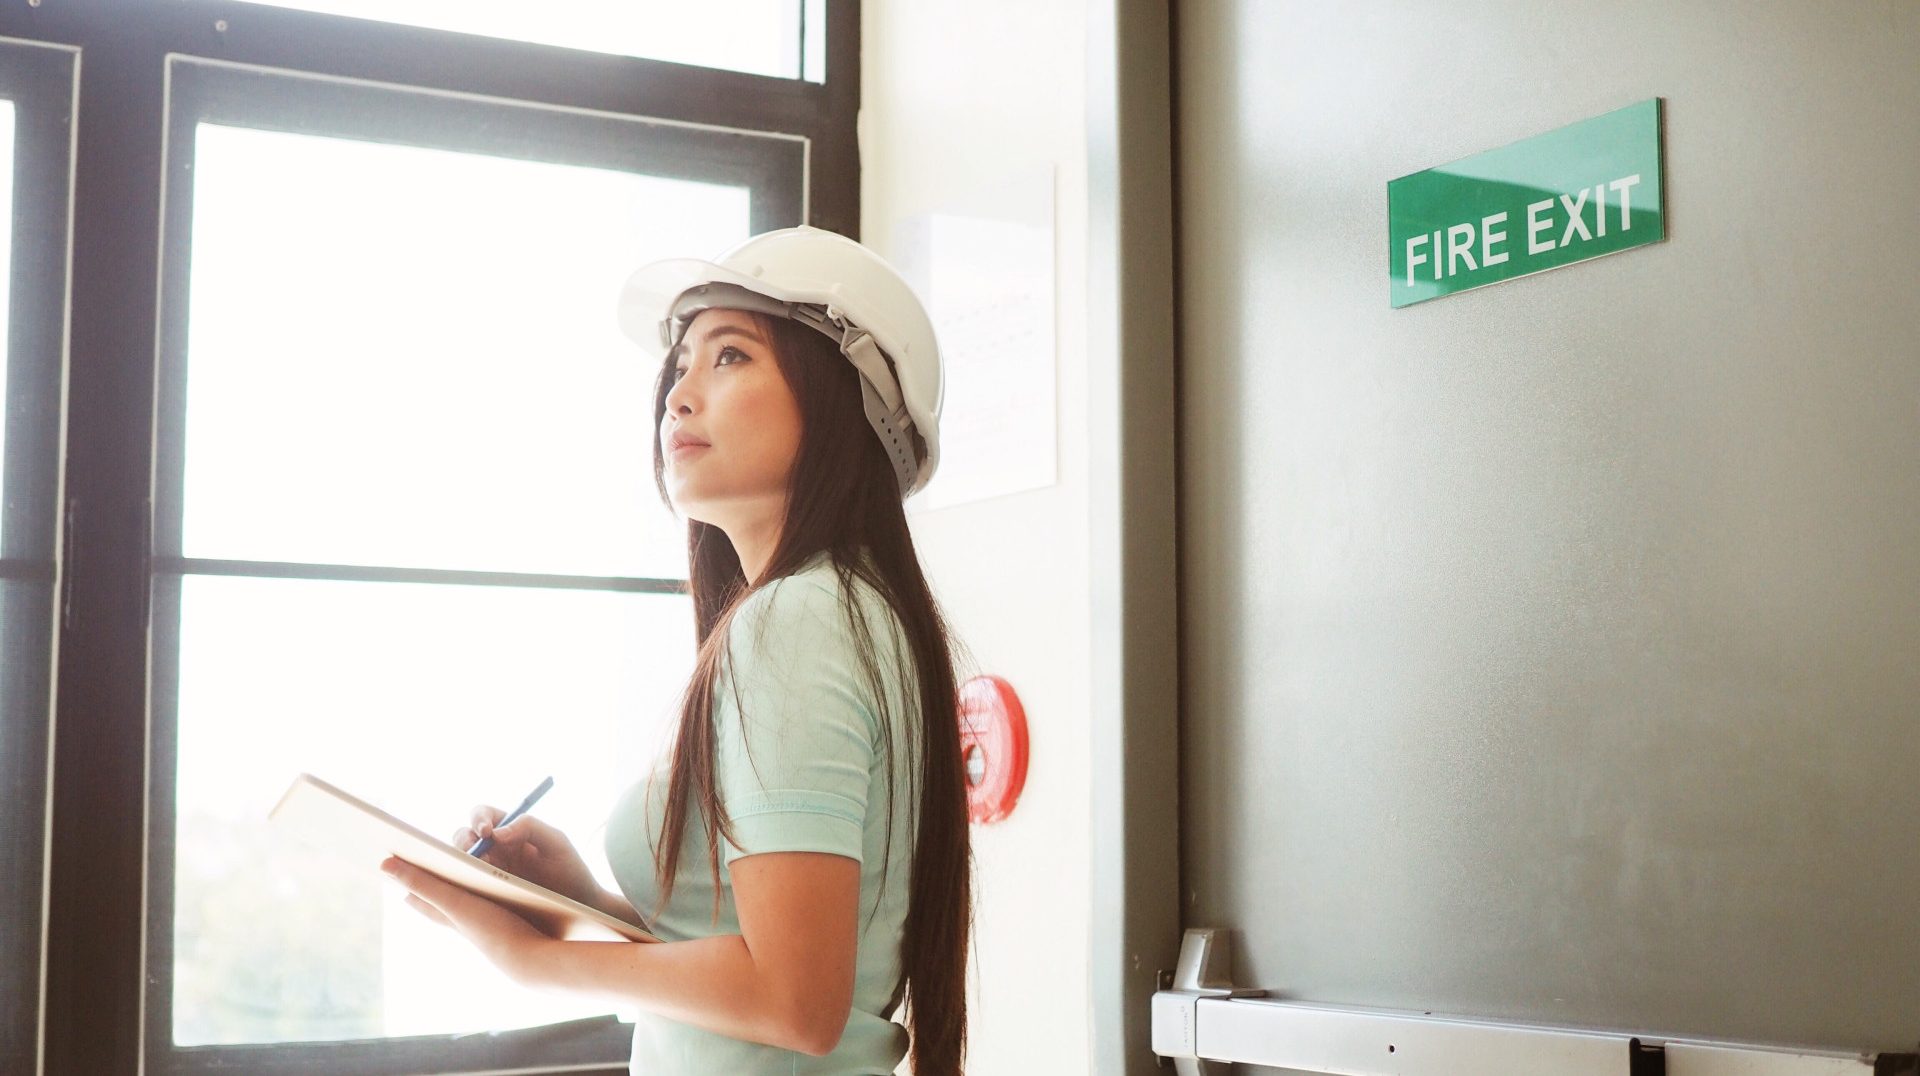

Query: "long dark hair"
left=648, top=310, right=971, bottom=1074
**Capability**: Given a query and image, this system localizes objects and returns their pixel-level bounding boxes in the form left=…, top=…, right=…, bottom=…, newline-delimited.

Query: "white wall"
left=861, top=1, right=1093, bottom=1071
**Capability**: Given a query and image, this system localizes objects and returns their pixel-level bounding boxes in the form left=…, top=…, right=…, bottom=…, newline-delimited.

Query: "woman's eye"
left=716, top=346, right=749, bottom=366
left=670, top=366, right=688, bottom=383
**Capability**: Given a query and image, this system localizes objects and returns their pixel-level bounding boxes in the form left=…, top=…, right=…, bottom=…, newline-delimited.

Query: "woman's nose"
left=663, top=368, right=697, bottom=414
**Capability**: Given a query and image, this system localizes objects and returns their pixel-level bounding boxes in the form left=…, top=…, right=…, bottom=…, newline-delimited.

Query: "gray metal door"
left=1153, top=1, right=1920, bottom=1071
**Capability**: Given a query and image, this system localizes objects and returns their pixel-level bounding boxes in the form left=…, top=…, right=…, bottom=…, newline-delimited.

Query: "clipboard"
left=269, top=772, right=656, bottom=944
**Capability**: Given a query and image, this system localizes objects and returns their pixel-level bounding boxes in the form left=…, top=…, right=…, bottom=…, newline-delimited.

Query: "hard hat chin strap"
left=663, top=283, right=921, bottom=495
left=801, top=309, right=919, bottom=496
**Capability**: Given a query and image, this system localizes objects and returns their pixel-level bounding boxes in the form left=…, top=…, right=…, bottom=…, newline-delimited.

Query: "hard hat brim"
left=617, top=257, right=819, bottom=359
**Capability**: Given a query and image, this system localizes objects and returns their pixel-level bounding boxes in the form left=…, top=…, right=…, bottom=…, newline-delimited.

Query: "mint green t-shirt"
left=605, top=554, right=919, bottom=1074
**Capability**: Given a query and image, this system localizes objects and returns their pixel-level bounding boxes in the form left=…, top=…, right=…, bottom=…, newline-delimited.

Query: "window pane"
left=0, top=97, right=17, bottom=986
left=802, top=0, right=828, bottom=83
left=182, top=123, right=751, bottom=579
left=0, top=96, right=35, bottom=1072
left=217, top=0, right=807, bottom=79
left=171, top=574, right=694, bottom=1045
left=0, top=100, right=13, bottom=499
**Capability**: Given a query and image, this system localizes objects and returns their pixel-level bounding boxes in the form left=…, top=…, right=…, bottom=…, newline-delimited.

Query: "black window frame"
left=0, top=2, right=860, bottom=1073
left=0, top=32, right=79, bottom=1076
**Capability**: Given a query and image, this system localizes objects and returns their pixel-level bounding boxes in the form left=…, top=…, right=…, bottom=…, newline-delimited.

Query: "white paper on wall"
left=891, top=168, right=1058, bottom=513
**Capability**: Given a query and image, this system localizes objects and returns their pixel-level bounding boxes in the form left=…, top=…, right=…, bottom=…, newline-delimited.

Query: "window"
left=0, top=2, right=857, bottom=1072
left=157, top=59, right=776, bottom=1051
left=0, top=36, right=77, bottom=1076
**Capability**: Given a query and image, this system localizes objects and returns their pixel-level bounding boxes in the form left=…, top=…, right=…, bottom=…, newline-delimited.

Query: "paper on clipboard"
left=269, top=772, right=656, bottom=944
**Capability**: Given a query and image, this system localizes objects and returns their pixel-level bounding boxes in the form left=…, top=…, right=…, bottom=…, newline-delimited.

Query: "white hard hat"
left=617, top=225, right=942, bottom=497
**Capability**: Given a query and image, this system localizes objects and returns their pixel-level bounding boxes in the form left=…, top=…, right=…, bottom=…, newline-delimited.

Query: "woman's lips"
left=669, top=438, right=709, bottom=458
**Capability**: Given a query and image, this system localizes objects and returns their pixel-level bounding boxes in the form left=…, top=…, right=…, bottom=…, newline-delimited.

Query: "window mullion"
left=43, top=31, right=166, bottom=1076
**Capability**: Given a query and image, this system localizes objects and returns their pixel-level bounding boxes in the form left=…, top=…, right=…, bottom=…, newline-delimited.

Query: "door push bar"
left=1152, top=929, right=1918, bottom=1076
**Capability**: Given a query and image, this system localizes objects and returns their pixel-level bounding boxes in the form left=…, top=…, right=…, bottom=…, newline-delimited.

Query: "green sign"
left=1389, top=99, right=1665, bottom=308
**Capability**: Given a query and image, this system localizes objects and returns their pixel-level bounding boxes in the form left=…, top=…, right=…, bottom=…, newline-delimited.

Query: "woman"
left=381, top=226, right=972, bottom=1074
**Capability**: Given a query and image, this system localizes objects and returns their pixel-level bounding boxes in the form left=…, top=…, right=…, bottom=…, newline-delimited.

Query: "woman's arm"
left=384, top=849, right=861, bottom=1057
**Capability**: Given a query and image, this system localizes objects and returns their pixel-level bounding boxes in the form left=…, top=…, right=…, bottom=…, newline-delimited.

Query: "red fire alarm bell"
left=958, top=674, right=1028, bottom=824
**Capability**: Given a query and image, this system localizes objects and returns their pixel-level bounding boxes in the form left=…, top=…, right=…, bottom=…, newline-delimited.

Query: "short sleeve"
left=712, top=573, right=878, bottom=866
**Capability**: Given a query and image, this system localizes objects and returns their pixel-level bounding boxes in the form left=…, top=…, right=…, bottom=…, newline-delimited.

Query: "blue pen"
left=467, top=776, right=554, bottom=857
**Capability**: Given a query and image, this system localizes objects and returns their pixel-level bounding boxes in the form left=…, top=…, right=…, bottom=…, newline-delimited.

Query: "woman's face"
left=659, top=308, right=803, bottom=529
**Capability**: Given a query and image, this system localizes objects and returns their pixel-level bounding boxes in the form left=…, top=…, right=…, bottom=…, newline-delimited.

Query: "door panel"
left=1177, top=0, right=1920, bottom=1058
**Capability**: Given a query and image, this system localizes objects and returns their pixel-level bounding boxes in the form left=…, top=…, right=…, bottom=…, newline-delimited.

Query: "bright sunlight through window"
left=215, top=0, right=819, bottom=80
left=0, top=102, right=14, bottom=521
left=171, top=122, right=746, bottom=1045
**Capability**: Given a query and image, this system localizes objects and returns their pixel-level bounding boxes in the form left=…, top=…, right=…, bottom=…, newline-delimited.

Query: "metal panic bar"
left=1153, top=930, right=1919, bottom=1076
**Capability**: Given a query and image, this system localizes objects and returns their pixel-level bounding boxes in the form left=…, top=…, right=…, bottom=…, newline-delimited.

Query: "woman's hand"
left=380, top=856, right=550, bottom=983
left=454, top=807, right=605, bottom=909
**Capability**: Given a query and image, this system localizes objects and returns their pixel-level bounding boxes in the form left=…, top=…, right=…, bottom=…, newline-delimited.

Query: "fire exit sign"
left=1389, top=99, right=1666, bottom=308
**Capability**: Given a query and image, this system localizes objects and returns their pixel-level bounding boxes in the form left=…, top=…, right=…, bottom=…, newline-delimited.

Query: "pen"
left=467, top=775, right=554, bottom=857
